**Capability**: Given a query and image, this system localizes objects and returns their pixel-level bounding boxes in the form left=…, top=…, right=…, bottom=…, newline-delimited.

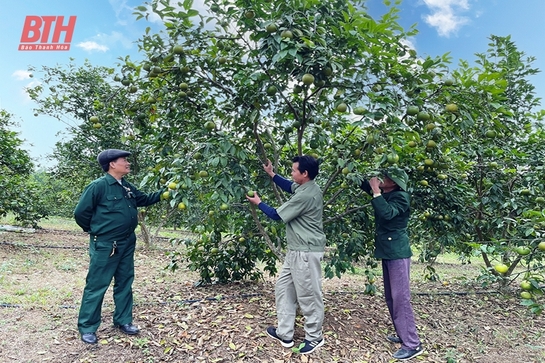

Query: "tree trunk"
left=138, top=211, right=151, bottom=248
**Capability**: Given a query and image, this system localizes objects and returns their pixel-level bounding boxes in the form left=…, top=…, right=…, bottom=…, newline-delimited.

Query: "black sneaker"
left=387, top=334, right=402, bottom=343
left=298, top=338, right=324, bottom=354
left=392, top=344, right=424, bottom=361
left=266, top=326, right=294, bottom=348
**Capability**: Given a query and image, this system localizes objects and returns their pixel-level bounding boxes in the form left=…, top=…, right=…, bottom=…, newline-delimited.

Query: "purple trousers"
left=382, top=258, right=421, bottom=350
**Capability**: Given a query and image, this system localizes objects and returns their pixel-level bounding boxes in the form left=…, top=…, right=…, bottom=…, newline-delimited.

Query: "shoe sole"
left=300, top=338, right=325, bottom=354
left=396, top=348, right=424, bottom=361
left=266, top=329, right=294, bottom=348
left=81, top=339, right=97, bottom=344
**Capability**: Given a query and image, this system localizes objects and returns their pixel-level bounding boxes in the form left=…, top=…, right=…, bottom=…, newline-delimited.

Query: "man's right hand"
left=263, top=159, right=275, bottom=178
left=369, top=177, right=381, bottom=194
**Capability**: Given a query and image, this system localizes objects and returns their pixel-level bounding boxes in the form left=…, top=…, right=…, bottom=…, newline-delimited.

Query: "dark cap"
left=97, top=149, right=131, bottom=172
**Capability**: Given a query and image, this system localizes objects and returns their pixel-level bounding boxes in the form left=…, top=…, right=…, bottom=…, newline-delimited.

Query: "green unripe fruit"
left=336, top=103, right=348, bottom=113
left=302, top=73, right=314, bottom=85
left=281, top=30, right=293, bottom=39
left=407, top=106, right=419, bottom=116
left=445, top=103, right=458, bottom=112
left=266, top=85, right=277, bottom=96
left=353, top=106, right=366, bottom=115
left=266, top=23, right=277, bottom=33
left=172, top=45, right=184, bottom=54
left=417, top=111, right=431, bottom=121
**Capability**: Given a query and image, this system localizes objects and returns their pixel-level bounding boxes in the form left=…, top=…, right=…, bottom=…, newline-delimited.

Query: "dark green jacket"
left=361, top=180, right=412, bottom=260
left=74, top=174, right=162, bottom=241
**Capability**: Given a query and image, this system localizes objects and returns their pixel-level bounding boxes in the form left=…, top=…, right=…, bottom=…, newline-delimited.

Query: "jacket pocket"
left=106, top=194, right=124, bottom=211
left=376, top=234, right=396, bottom=256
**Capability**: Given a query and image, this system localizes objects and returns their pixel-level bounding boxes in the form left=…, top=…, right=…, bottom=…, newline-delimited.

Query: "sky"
left=1, top=0, right=544, bottom=168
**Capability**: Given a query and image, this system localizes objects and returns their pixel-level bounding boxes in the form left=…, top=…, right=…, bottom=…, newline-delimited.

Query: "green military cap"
left=383, top=167, right=408, bottom=191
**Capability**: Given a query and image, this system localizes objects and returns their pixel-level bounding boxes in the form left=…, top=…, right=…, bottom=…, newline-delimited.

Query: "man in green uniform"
left=246, top=155, right=326, bottom=355
left=360, top=167, right=424, bottom=361
left=74, top=149, right=164, bottom=344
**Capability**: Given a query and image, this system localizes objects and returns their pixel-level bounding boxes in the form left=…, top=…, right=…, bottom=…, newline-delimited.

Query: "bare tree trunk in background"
left=138, top=210, right=152, bottom=248
left=152, top=207, right=176, bottom=242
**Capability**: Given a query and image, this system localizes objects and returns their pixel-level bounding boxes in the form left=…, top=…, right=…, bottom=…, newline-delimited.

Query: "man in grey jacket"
left=246, top=155, right=326, bottom=355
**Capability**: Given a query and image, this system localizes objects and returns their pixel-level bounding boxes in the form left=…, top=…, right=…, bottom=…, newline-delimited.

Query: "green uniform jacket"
left=277, top=180, right=327, bottom=252
left=361, top=180, right=412, bottom=260
left=74, top=174, right=162, bottom=241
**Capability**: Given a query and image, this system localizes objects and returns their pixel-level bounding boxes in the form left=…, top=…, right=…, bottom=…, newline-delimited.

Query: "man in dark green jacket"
left=74, top=149, right=164, bottom=344
left=361, top=167, right=424, bottom=361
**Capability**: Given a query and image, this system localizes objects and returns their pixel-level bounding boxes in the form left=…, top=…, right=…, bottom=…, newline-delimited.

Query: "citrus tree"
left=26, top=0, right=545, bottom=312
left=27, top=61, right=173, bottom=246
left=0, top=110, right=48, bottom=227
left=29, top=170, right=75, bottom=218
left=106, top=0, right=545, bottom=296
left=114, top=0, right=435, bottom=283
